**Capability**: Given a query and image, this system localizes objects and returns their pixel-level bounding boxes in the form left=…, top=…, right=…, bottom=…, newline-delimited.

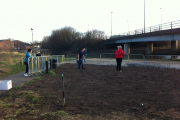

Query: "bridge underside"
left=106, top=33, right=180, bottom=55
left=124, top=41, right=178, bottom=55
left=107, top=34, right=180, bottom=44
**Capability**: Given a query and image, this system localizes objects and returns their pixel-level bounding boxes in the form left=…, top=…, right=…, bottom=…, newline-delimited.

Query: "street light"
left=111, top=12, right=113, bottom=37
left=31, top=28, right=33, bottom=43
left=88, top=24, right=89, bottom=31
left=127, top=21, right=129, bottom=33
left=144, top=0, right=145, bottom=33
left=160, top=8, right=162, bottom=30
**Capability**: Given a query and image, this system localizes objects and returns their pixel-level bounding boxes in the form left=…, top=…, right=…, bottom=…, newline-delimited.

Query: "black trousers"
left=24, top=62, right=28, bottom=73
left=116, top=58, right=122, bottom=71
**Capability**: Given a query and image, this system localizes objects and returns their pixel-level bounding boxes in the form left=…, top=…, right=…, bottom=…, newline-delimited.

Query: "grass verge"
left=0, top=53, right=26, bottom=78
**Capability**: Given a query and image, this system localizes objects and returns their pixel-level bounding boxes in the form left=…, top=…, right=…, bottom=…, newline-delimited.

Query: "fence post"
left=38, top=57, right=40, bottom=72
left=143, top=55, right=145, bottom=64
left=166, top=55, right=170, bottom=68
left=62, top=55, right=63, bottom=63
left=28, top=58, right=30, bottom=75
left=32, top=57, right=33, bottom=74
left=36, top=57, right=37, bottom=73
left=57, top=55, right=58, bottom=65
left=150, top=27, right=151, bottom=32
left=51, top=56, right=52, bottom=70
left=128, top=54, right=129, bottom=63
left=46, top=61, right=48, bottom=74
left=100, top=53, right=101, bottom=62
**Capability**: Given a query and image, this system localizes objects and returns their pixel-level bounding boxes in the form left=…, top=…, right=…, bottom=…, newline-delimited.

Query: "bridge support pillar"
left=147, top=42, right=153, bottom=54
left=124, top=44, right=130, bottom=54
left=171, top=41, right=178, bottom=51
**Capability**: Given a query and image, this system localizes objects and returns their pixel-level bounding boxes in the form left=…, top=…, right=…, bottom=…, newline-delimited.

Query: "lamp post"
left=144, top=0, right=145, bottom=33
left=111, top=12, right=113, bottom=37
left=31, top=28, right=33, bottom=44
left=127, top=21, right=129, bottom=34
left=160, top=8, right=162, bottom=30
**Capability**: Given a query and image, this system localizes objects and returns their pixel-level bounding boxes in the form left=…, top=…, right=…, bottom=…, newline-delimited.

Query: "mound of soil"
left=1, top=63, right=180, bottom=119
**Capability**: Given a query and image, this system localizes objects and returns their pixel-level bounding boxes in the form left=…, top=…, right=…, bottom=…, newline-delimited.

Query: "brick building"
left=0, top=39, right=14, bottom=50
left=14, top=40, right=33, bottom=50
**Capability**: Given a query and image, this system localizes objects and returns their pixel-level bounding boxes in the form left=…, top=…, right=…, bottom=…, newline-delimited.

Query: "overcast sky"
left=0, top=0, right=180, bottom=43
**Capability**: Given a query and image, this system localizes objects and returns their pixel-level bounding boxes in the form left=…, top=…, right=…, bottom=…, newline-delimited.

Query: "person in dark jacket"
left=115, top=45, right=125, bottom=72
left=36, top=50, right=41, bottom=56
left=78, top=48, right=86, bottom=69
left=24, top=49, right=33, bottom=76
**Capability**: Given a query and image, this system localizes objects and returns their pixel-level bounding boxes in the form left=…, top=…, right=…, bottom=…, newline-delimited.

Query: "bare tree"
left=41, top=27, right=107, bottom=53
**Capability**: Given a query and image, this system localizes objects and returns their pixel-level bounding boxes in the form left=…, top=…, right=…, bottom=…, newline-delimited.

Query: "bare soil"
left=1, top=63, right=180, bottom=119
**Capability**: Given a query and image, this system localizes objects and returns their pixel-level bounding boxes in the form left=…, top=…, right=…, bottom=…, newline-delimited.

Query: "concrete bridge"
left=105, top=20, right=180, bottom=54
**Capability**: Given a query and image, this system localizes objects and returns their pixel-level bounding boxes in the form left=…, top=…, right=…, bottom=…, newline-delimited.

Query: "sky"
left=0, top=0, right=180, bottom=43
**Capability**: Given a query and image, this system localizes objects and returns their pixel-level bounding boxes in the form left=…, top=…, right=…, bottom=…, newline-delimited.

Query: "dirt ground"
left=1, top=63, right=180, bottom=119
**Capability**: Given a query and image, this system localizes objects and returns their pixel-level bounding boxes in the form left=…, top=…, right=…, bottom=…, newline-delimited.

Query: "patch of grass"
left=25, top=91, right=39, bottom=100
left=40, top=113, right=45, bottom=117
left=0, top=53, right=26, bottom=79
left=40, top=111, right=69, bottom=118
left=57, top=111, right=68, bottom=116
left=0, top=91, right=40, bottom=119
left=5, top=103, right=13, bottom=107
left=40, top=73, right=46, bottom=77
left=32, top=98, right=39, bottom=103
left=15, top=108, right=22, bottom=115
left=48, top=94, right=52, bottom=97
left=48, top=69, right=56, bottom=76
left=15, top=86, right=21, bottom=90
left=10, top=92, right=14, bottom=96
left=32, top=76, right=41, bottom=80
left=25, top=76, right=41, bottom=85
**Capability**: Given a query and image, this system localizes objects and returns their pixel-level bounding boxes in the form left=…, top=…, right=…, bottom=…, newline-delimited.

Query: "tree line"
left=41, top=26, right=107, bottom=54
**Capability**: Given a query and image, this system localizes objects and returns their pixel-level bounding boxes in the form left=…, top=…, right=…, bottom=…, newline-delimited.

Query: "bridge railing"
left=112, top=20, right=180, bottom=38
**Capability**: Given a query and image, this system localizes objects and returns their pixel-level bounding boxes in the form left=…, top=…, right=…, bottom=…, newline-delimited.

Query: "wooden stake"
left=62, top=74, right=65, bottom=107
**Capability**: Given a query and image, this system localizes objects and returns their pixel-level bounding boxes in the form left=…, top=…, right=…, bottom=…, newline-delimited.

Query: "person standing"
left=24, top=49, right=33, bottom=76
left=36, top=50, right=41, bottom=56
left=115, top=45, right=125, bottom=72
left=78, top=48, right=86, bottom=69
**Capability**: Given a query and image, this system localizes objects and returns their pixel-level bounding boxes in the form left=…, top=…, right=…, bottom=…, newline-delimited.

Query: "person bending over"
left=24, top=49, right=33, bottom=76
left=115, top=45, right=125, bottom=72
left=78, top=48, right=86, bottom=69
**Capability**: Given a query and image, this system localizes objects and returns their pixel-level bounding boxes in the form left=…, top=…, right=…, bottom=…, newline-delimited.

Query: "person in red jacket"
left=115, top=45, right=125, bottom=72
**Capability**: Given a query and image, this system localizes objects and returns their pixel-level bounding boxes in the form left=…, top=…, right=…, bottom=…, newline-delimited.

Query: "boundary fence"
left=28, top=55, right=65, bottom=76
left=27, top=54, right=180, bottom=76
left=67, top=53, right=180, bottom=69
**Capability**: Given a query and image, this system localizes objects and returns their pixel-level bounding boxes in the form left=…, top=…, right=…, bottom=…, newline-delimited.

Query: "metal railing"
left=144, top=55, right=180, bottom=69
left=67, top=53, right=145, bottom=65
left=110, top=20, right=180, bottom=39
left=27, top=54, right=180, bottom=76
left=67, top=53, right=180, bottom=69
left=28, top=55, right=65, bottom=76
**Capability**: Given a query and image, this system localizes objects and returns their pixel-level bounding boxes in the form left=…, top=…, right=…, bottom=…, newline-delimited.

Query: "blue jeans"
left=78, top=58, right=83, bottom=67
